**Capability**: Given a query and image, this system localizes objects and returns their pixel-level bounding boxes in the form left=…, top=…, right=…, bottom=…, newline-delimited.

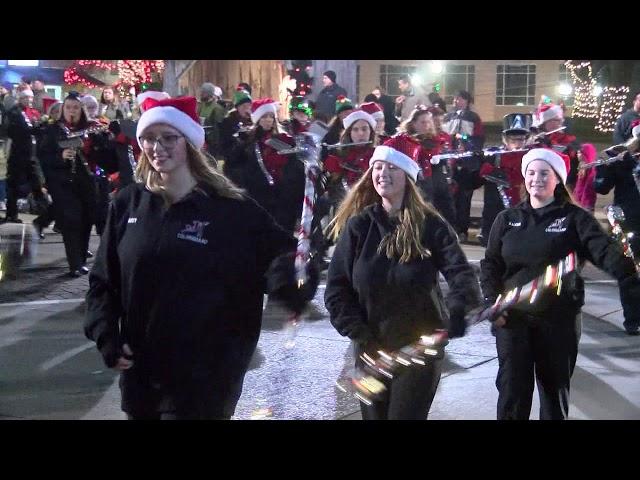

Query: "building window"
left=8, top=60, right=39, bottom=67
left=443, top=65, right=475, bottom=104
left=379, top=64, right=417, bottom=98
left=496, top=64, right=536, bottom=106
left=356, top=64, right=360, bottom=101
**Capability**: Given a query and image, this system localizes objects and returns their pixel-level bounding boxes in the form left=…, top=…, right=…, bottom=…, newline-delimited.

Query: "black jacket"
left=84, top=182, right=295, bottom=416
left=594, top=153, right=640, bottom=230
left=315, top=83, right=348, bottom=121
left=480, top=198, right=640, bottom=323
left=219, top=110, right=252, bottom=158
left=613, top=109, right=640, bottom=144
left=325, top=203, right=481, bottom=351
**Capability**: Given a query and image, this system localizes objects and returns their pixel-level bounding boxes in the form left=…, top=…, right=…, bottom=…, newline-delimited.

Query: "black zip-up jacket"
left=594, top=153, right=640, bottom=230
left=480, top=198, right=640, bottom=322
left=325, top=203, right=481, bottom=351
left=613, top=109, right=640, bottom=144
left=84, top=182, right=295, bottom=415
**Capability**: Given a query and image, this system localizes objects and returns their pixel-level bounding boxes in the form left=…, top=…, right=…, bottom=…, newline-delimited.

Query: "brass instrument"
left=254, top=142, right=275, bottom=186
left=321, top=140, right=372, bottom=150
left=606, top=205, right=640, bottom=274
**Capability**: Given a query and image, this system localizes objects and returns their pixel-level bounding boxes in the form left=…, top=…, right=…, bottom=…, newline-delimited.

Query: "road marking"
left=81, top=376, right=126, bottom=420
left=0, top=298, right=85, bottom=308
left=584, top=280, right=617, bottom=285
left=39, top=341, right=95, bottom=372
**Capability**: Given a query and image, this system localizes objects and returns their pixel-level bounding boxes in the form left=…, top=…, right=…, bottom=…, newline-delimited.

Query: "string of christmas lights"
left=596, top=86, right=629, bottom=133
left=565, top=60, right=598, bottom=119
left=64, top=60, right=165, bottom=92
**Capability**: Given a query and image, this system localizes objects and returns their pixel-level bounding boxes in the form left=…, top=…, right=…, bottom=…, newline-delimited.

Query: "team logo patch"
left=508, top=221, right=522, bottom=227
left=127, top=217, right=137, bottom=224
left=545, top=217, right=567, bottom=233
left=177, top=220, right=210, bottom=245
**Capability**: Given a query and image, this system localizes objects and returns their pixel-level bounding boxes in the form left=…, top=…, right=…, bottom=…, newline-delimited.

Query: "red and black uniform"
left=225, top=129, right=305, bottom=234
left=478, top=149, right=526, bottom=243
left=324, top=145, right=374, bottom=187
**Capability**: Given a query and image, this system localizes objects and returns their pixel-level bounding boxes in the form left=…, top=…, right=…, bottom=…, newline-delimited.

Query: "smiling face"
left=372, top=160, right=407, bottom=205
left=139, top=123, right=188, bottom=176
left=349, top=119, right=371, bottom=143
left=524, top=159, right=560, bottom=204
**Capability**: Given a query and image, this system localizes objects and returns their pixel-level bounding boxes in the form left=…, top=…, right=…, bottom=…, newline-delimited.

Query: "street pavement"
left=1, top=188, right=639, bottom=420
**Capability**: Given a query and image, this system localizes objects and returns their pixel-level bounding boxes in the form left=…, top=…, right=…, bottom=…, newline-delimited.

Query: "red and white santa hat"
left=136, top=90, right=170, bottom=106
left=631, top=119, right=640, bottom=138
left=369, top=134, right=422, bottom=182
left=533, top=103, right=563, bottom=127
left=251, top=98, right=279, bottom=124
left=343, top=109, right=376, bottom=131
left=18, top=88, right=34, bottom=98
left=360, top=101, right=384, bottom=121
left=136, top=96, right=204, bottom=149
left=521, top=148, right=571, bottom=184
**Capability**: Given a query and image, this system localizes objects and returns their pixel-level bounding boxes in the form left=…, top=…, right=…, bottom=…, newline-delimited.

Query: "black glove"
left=448, top=306, right=467, bottom=339
left=266, top=252, right=320, bottom=315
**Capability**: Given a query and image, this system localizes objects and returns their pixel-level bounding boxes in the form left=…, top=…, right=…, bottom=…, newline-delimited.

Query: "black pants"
left=34, top=203, right=55, bottom=231
left=453, top=187, right=474, bottom=235
left=5, top=161, right=43, bottom=220
left=481, top=184, right=504, bottom=241
left=495, top=314, right=580, bottom=420
left=356, top=350, right=443, bottom=420
left=94, top=175, right=110, bottom=236
left=619, top=217, right=640, bottom=330
left=431, top=166, right=457, bottom=228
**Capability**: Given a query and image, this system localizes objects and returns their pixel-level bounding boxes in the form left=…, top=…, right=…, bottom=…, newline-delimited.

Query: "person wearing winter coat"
left=325, top=135, right=481, bottom=420
left=573, top=143, right=597, bottom=213
left=315, top=70, right=348, bottom=121
left=481, top=148, right=640, bottom=420
left=84, top=96, right=309, bottom=420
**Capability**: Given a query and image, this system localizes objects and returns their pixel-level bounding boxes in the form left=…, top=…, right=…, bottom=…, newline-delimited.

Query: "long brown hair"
left=338, top=119, right=378, bottom=146
left=136, top=140, right=245, bottom=201
left=327, top=166, right=442, bottom=263
left=398, top=107, right=437, bottom=138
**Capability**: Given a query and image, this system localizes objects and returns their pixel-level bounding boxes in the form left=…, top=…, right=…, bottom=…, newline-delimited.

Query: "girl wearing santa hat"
left=481, top=148, right=640, bottom=419
left=223, top=98, right=305, bottom=235
left=84, top=96, right=307, bottom=420
left=325, top=135, right=481, bottom=420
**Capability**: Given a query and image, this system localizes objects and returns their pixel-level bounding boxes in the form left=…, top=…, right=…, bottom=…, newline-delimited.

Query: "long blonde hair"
left=327, top=166, right=441, bottom=263
left=135, top=140, right=245, bottom=201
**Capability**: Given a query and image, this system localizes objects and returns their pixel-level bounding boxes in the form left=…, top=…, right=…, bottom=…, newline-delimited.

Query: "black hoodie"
left=325, top=203, right=481, bottom=351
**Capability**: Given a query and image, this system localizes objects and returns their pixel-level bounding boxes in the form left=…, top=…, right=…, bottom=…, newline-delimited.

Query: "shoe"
left=53, top=224, right=61, bottom=234
left=34, top=223, right=45, bottom=240
left=1, top=216, right=22, bottom=224
left=86, top=250, right=94, bottom=258
left=624, top=325, right=640, bottom=336
left=69, top=270, right=82, bottom=278
left=458, top=232, right=468, bottom=243
left=79, top=266, right=90, bottom=275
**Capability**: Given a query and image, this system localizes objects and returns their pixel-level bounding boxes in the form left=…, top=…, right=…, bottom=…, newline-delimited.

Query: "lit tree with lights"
left=564, top=60, right=598, bottom=119
left=596, top=86, right=629, bottom=133
left=286, top=60, right=313, bottom=98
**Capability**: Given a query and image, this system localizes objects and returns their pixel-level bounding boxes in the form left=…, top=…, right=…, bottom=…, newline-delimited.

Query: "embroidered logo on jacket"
left=127, top=217, right=137, bottom=224
left=508, top=221, right=522, bottom=227
left=545, top=217, right=567, bottom=233
left=177, top=220, right=210, bottom=245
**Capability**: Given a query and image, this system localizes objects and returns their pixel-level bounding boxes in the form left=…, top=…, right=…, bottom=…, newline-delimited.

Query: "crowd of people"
left=3, top=68, right=640, bottom=421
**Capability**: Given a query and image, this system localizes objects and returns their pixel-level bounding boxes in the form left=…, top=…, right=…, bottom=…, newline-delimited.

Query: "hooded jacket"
left=325, top=203, right=481, bottom=351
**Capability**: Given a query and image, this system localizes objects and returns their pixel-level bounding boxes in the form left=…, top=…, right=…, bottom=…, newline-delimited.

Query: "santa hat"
left=251, top=98, right=279, bottom=124
left=41, top=97, right=59, bottom=114
left=360, top=102, right=384, bottom=121
left=137, top=90, right=170, bottom=106
left=533, top=103, right=563, bottom=127
left=335, top=95, right=354, bottom=115
left=18, top=89, right=34, bottom=98
left=369, top=134, right=421, bottom=182
left=631, top=119, right=640, bottom=138
left=136, top=96, right=204, bottom=149
left=343, top=109, right=376, bottom=131
left=521, top=148, right=570, bottom=185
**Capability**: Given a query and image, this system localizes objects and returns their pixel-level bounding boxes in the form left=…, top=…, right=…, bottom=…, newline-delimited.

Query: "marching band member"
left=476, top=113, right=530, bottom=246
left=284, top=96, right=313, bottom=136
left=325, top=134, right=480, bottom=419
left=219, top=88, right=253, bottom=160
left=480, top=148, right=640, bottom=419
left=224, top=98, right=304, bottom=234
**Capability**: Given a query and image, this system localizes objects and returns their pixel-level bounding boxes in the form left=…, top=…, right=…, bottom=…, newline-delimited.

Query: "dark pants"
left=432, top=166, right=457, bottom=228
left=5, top=160, right=43, bottom=220
left=94, top=175, right=110, bottom=236
left=34, top=203, right=55, bottom=231
left=495, top=314, right=580, bottom=420
left=356, top=352, right=443, bottom=420
left=453, top=187, right=474, bottom=235
left=481, top=184, right=504, bottom=241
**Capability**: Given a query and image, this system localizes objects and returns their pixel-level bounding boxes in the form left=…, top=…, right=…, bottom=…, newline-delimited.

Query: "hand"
left=493, top=312, right=508, bottom=328
left=62, top=148, right=76, bottom=160
left=395, top=95, right=406, bottom=104
left=112, top=343, right=134, bottom=371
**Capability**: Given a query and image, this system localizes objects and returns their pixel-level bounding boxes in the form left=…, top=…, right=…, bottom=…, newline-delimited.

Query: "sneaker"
left=624, top=324, right=640, bottom=336
left=0, top=216, right=22, bottom=224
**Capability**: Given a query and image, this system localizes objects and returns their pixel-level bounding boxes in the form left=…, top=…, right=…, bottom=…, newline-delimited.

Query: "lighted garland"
left=596, top=86, right=629, bottom=133
left=64, top=59, right=164, bottom=92
left=564, top=60, right=598, bottom=119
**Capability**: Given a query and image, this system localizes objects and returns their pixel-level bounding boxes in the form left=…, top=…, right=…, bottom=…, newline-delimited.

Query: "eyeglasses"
left=139, top=134, right=185, bottom=150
